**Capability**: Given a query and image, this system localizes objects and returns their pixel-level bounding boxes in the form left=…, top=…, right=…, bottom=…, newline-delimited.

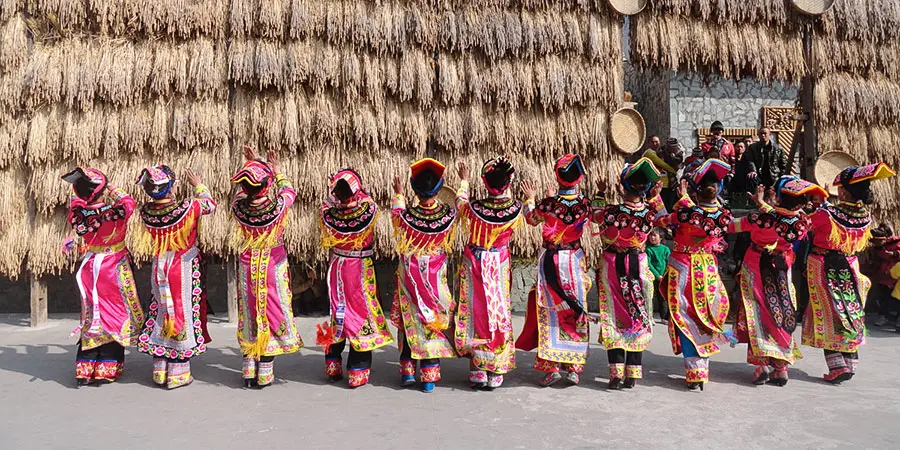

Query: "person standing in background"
left=644, top=138, right=683, bottom=211
left=740, top=128, right=786, bottom=190
left=645, top=228, right=671, bottom=321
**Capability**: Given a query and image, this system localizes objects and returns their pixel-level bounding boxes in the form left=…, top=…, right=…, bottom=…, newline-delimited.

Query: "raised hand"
left=648, top=181, right=662, bottom=198
left=266, top=150, right=279, bottom=173
left=392, top=175, right=403, bottom=195
left=458, top=161, right=469, bottom=181
left=243, top=144, right=259, bottom=162
left=749, top=184, right=765, bottom=205
left=521, top=179, right=537, bottom=201
left=185, top=168, right=201, bottom=187
left=677, top=178, right=689, bottom=198
left=595, top=178, right=608, bottom=195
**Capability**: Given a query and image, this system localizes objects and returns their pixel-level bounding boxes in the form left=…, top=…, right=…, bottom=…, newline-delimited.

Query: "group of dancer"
left=62, top=146, right=895, bottom=392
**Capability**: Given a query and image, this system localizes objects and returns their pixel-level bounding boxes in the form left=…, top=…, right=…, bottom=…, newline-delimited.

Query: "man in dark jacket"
left=739, top=127, right=786, bottom=189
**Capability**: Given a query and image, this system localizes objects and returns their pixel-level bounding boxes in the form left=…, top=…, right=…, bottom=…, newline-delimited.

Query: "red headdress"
left=555, top=154, right=584, bottom=187
left=61, top=167, right=108, bottom=206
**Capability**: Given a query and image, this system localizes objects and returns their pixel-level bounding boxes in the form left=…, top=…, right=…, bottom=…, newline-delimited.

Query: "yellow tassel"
left=162, top=315, right=177, bottom=338
left=240, top=329, right=270, bottom=360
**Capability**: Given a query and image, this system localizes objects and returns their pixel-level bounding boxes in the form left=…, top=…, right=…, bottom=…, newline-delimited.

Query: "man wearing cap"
left=390, top=158, right=457, bottom=393
left=740, top=127, right=787, bottom=190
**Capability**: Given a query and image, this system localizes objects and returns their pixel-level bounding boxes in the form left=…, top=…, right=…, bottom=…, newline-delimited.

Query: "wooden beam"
left=29, top=274, right=48, bottom=328
left=226, top=260, right=238, bottom=323
left=799, top=24, right=818, bottom=180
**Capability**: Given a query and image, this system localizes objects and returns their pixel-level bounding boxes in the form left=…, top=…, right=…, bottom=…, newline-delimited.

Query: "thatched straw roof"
left=0, top=0, right=624, bottom=277
left=814, top=1, right=900, bottom=227
left=629, top=0, right=806, bottom=82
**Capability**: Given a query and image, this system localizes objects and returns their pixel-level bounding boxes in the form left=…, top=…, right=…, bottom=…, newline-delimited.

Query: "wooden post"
left=226, top=260, right=238, bottom=323
left=29, top=274, right=48, bottom=328
left=799, top=24, right=818, bottom=180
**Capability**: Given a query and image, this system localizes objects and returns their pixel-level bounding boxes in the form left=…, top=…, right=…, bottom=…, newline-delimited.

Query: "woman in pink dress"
left=454, top=157, right=524, bottom=390
left=731, top=177, right=826, bottom=386
left=390, top=158, right=457, bottom=393
left=135, top=165, right=216, bottom=389
left=231, top=146, right=303, bottom=388
left=317, top=168, right=393, bottom=388
left=515, top=154, right=594, bottom=387
left=658, top=159, right=732, bottom=391
left=591, top=158, right=666, bottom=390
left=62, top=167, right=144, bottom=386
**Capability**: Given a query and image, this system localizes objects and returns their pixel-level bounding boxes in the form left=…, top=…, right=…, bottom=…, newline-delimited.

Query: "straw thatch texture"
left=813, top=1, right=900, bottom=227
left=629, top=0, right=805, bottom=82
left=3, top=0, right=626, bottom=277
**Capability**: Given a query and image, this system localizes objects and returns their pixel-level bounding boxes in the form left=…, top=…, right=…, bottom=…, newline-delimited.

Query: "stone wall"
left=669, top=72, right=798, bottom=147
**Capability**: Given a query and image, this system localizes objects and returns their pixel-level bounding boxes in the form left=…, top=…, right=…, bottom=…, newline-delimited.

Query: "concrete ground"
left=0, top=314, right=897, bottom=450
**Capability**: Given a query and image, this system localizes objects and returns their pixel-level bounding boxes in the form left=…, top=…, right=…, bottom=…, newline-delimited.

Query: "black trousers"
left=607, top=349, right=642, bottom=366
left=76, top=341, right=124, bottom=363
left=399, top=337, right=438, bottom=367
left=326, top=338, right=372, bottom=370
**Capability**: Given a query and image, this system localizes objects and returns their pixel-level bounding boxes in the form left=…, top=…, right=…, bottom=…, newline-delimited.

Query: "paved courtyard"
left=1, top=314, right=897, bottom=449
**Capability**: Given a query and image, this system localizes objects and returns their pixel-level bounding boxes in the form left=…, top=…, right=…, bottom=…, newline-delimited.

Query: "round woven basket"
left=608, top=0, right=648, bottom=15
left=791, top=0, right=835, bottom=16
left=436, top=185, right=457, bottom=206
left=815, top=151, right=858, bottom=196
left=610, top=108, right=646, bottom=155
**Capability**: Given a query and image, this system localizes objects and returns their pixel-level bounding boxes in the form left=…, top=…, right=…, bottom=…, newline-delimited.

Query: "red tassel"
left=315, top=322, right=336, bottom=354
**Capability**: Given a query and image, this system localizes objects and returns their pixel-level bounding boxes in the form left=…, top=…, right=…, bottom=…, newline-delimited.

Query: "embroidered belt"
left=671, top=243, right=710, bottom=254
left=810, top=246, right=850, bottom=257
left=88, top=241, right=126, bottom=254
left=542, top=241, right=582, bottom=251
left=750, top=243, right=787, bottom=256
left=332, top=248, right=374, bottom=258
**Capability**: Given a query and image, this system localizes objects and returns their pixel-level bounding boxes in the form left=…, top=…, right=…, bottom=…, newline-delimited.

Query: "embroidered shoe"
left=608, top=378, right=623, bottom=390
left=470, top=370, right=487, bottom=390
left=401, top=375, right=417, bottom=388
left=421, top=382, right=435, bottom=393
left=824, top=368, right=851, bottom=385
left=484, top=374, right=503, bottom=391
left=767, top=369, right=789, bottom=387
left=566, top=371, right=580, bottom=385
left=752, top=367, right=770, bottom=385
left=540, top=372, right=562, bottom=387
left=687, top=382, right=704, bottom=391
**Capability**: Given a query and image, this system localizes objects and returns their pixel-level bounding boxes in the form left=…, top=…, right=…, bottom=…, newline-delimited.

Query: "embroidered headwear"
left=231, top=160, right=274, bottom=197
left=833, top=163, right=896, bottom=187
left=61, top=167, right=107, bottom=204
left=555, top=154, right=585, bottom=187
left=689, top=158, right=731, bottom=193
left=774, top=176, right=827, bottom=200
left=481, top=157, right=515, bottom=196
left=834, top=163, right=895, bottom=205
left=329, top=168, right=367, bottom=203
left=135, top=165, right=177, bottom=200
left=409, top=158, right=445, bottom=198
left=620, top=157, right=661, bottom=195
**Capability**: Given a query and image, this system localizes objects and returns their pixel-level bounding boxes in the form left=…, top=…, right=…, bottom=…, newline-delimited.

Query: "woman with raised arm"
left=658, top=159, right=732, bottom=391
left=317, top=168, right=393, bottom=388
left=62, top=168, right=144, bottom=386
left=454, top=158, right=524, bottom=390
left=231, top=146, right=303, bottom=388
left=730, top=177, right=826, bottom=386
left=390, top=158, right=457, bottom=393
left=515, top=154, right=594, bottom=387
left=591, top=158, right=666, bottom=390
left=135, top=165, right=216, bottom=390
left=802, top=163, right=895, bottom=384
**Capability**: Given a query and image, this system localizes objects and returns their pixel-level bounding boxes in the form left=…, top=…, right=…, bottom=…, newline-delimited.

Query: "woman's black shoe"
left=608, top=378, right=623, bottom=390
left=623, top=378, right=637, bottom=389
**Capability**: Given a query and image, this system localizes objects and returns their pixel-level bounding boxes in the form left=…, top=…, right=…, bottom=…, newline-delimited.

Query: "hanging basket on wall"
left=815, top=151, right=858, bottom=196
left=607, top=0, right=648, bottom=16
left=610, top=108, right=647, bottom=155
left=791, top=0, right=836, bottom=16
